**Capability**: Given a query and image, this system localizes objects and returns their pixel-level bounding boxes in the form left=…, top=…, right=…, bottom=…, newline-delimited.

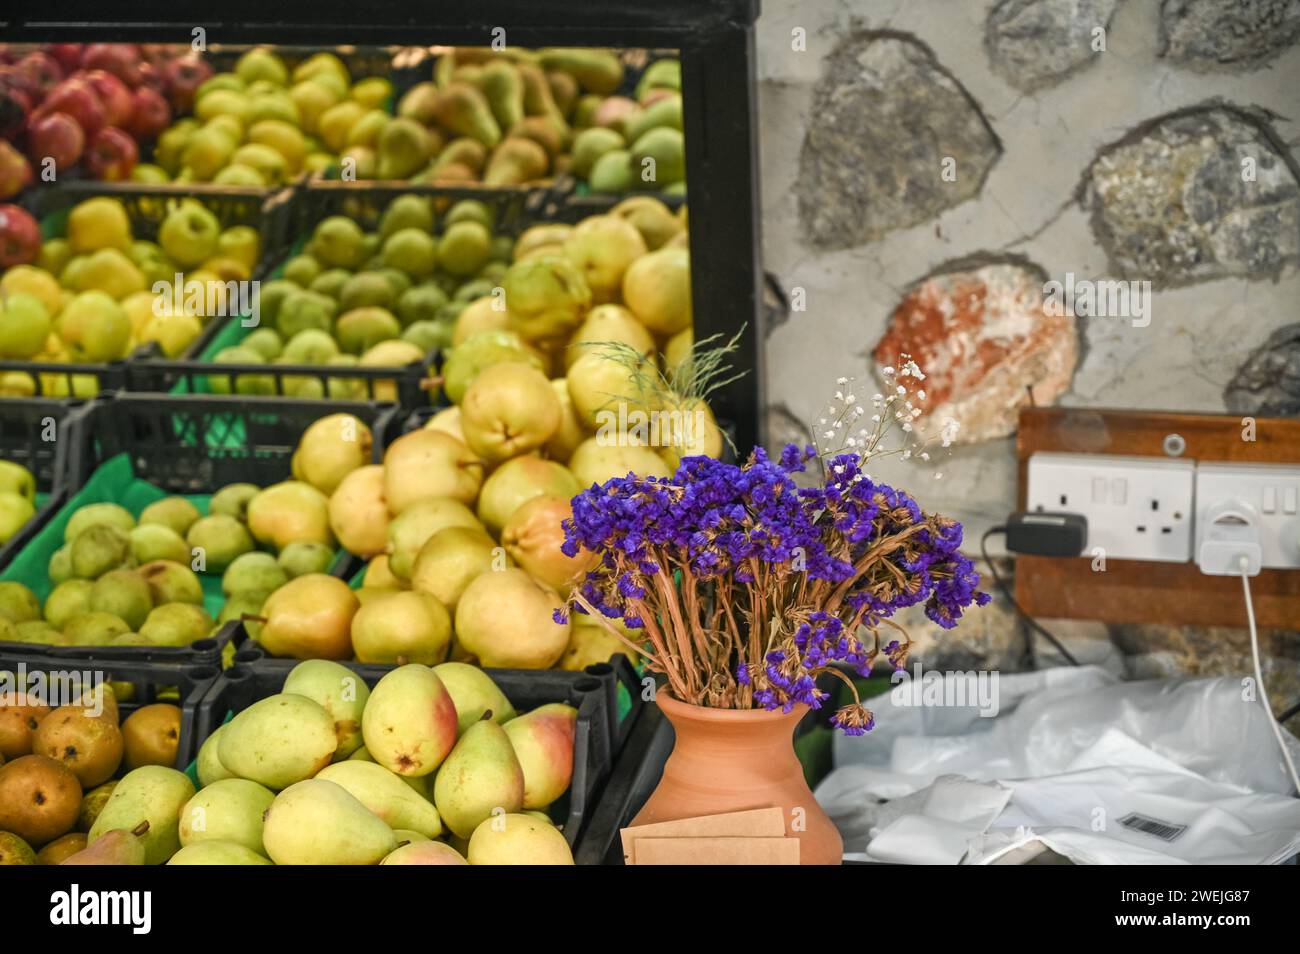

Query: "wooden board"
left=1015, top=407, right=1300, bottom=627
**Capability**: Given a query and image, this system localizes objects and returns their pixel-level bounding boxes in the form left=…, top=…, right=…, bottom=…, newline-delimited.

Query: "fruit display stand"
left=125, top=181, right=563, bottom=407
left=193, top=655, right=629, bottom=846
left=0, top=647, right=221, bottom=771
left=0, top=393, right=405, bottom=665
left=0, top=397, right=79, bottom=569
left=8, top=0, right=766, bottom=451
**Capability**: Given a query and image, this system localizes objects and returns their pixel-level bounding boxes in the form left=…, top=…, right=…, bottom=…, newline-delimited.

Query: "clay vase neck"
left=630, top=693, right=843, bottom=865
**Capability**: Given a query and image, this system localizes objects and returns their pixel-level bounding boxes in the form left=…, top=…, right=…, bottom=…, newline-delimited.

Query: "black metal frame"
left=2, top=0, right=766, bottom=451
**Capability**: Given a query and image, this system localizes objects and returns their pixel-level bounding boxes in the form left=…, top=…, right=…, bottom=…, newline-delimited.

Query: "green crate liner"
left=0, top=452, right=349, bottom=615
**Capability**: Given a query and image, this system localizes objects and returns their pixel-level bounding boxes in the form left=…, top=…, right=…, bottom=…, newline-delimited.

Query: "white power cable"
left=1239, top=556, right=1300, bottom=796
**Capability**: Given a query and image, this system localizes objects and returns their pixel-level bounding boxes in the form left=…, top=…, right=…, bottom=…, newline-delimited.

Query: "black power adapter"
left=1003, top=511, right=1088, bottom=557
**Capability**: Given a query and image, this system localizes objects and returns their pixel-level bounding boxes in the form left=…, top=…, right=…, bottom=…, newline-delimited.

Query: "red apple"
left=0, top=204, right=41, bottom=267
left=47, top=44, right=84, bottom=75
left=26, top=110, right=85, bottom=171
left=83, top=69, right=134, bottom=128
left=0, top=140, right=33, bottom=200
left=0, top=83, right=30, bottom=140
left=163, top=54, right=212, bottom=112
left=15, top=52, right=64, bottom=101
left=127, top=84, right=170, bottom=139
left=35, top=78, right=104, bottom=138
left=80, top=43, right=141, bottom=87
left=135, top=61, right=167, bottom=95
left=84, top=126, right=138, bottom=180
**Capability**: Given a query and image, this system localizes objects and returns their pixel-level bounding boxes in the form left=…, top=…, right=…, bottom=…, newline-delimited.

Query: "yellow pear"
left=459, top=362, right=561, bottom=464
left=351, top=590, right=451, bottom=665
left=247, top=481, right=334, bottom=550
left=564, top=303, right=654, bottom=370
left=258, top=574, right=359, bottom=660
left=328, top=465, right=389, bottom=558
left=501, top=496, right=594, bottom=592
left=386, top=497, right=484, bottom=580
left=409, top=526, right=502, bottom=611
left=382, top=430, right=484, bottom=513
left=296, top=414, right=374, bottom=496
left=568, top=437, right=672, bottom=487
left=454, top=568, right=569, bottom=669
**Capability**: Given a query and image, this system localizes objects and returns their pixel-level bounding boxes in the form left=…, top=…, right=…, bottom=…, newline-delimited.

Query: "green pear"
left=64, top=611, right=130, bottom=646
left=47, top=545, right=73, bottom=585
left=129, top=524, right=191, bottom=566
left=218, top=693, right=337, bottom=790
left=70, top=525, right=131, bottom=579
left=282, top=659, right=370, bottom=760
left=0, top=461, right=35, bottom=502
left=210, top=483, right=260, bottom=521
left=346, top=745, right=430, bottom=799
left=139, top=497, right=201, bottom=536
left=262, top=779, right=396, bottom=865
left=315, top=761, right=442, bottom=838
left=62, top=820, right=150, bottom=865
left=277, top=541, right=335, bottom=578
left=433, top=716, right=525, bottom=839
left=381, top=840, right=468, bottom=865
left=138, top=560, right=205, bottom=606
left=88, top=766, right=196, bottom=865
left=187, top=515, right=255, bottom=572
left=43, top=580, right=93, bottom=628
left=179, top=778, right=275, bottom=856
left=433, top=662, right=516, bottom=735
left=196, top=727, right=236, bottom=787
left=361, top=665, right=458, bottom=778
left=65, top=503, right=135, bottom=542
left=478, top=60, right=524, bottom=129
left=0, top=831, right=36, bottom=865
left=504, top=704, right=577, bottom=809
left=139, top=603, right=214, bottom=647
left=221, top=552, right=288, bottom=596
left=167, top=841, right=272, bottom=865
left=466, top=812, right=574, bottom=865
left=433, top=83, right=501, bottom=147
left=0, top=581, right=40, bottom=624
left=88, top=569, right=153, bottom=631
left=379, top=195, right=434, bottom=238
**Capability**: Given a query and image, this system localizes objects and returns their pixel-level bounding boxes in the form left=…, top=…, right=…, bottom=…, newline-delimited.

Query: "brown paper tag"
left=620, top=807, right=787, bottom=864
left=633, top=837, right=801, bottom=865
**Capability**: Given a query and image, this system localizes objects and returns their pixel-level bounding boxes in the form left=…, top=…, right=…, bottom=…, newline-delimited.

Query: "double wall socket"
left=1026, top=453, right=1195, bottom=562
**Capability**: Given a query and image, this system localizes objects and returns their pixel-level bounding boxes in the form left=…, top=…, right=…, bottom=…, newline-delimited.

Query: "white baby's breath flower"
left=836, top=376, right=848, bottom=385
left=896, top=385, right=906, bottom=396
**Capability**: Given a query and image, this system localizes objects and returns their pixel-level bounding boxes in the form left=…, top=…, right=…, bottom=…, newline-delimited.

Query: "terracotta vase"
left=630, top=693, right=843, bottom=865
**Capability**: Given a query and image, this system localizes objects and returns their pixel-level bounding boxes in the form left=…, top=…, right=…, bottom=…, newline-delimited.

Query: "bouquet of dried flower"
left=557, top=359, right=989, bottom=733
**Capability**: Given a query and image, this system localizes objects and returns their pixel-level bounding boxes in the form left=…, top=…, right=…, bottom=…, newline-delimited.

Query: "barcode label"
left=1118, top=812, right=1187, bottom=842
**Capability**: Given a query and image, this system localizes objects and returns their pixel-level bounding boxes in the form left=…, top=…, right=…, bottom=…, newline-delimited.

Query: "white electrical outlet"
left=1026, top=452, right=1195, bottom=562
left=1195, top=462, right=1300, bottom=572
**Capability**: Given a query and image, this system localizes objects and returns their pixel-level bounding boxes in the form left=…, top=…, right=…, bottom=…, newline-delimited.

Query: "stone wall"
left=754, top=0, right=1300, bottom=698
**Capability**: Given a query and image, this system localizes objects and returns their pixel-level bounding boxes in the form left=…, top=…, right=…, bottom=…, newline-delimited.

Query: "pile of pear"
left=1, top=659, right=579, bottom=865
left=0, top=461, right=37, bottom=547
left=0, top=683, right=187, bottom=865
left=0, top=425, right=367, bottom=651
left=140, top=48, right=386, bottom=186
left=355, top=47, right=682, bottom=190
left=0, top=195, right=262, bottom=397
left=205, top=193, right=513, bottom=399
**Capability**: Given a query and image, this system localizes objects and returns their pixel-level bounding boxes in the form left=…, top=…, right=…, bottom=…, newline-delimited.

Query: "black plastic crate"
left=0, top=398, right=79, bottom=571
left=62, top=392, right=404, bottom=494
left=0, top=648, right=222, bottom=771
left=197, top=655, right=629, bottom=847
left=0, top=394, right=405, bottom=665
left=294, top=179, right=563, bottom=238
left=20, top=180, right=298, bottom=276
